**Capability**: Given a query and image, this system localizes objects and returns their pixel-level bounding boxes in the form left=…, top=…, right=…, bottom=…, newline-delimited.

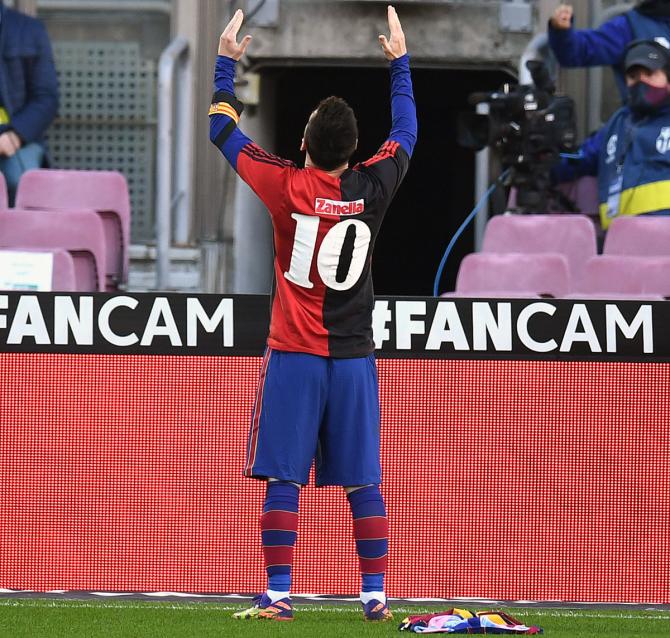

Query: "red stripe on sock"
left=263, top=545, right=295, bottom=567
left=359, top=555, right=388, bottom=574
left=353, top=516, right=388, bottom=540
left=261, top=510, right=299, bottom=531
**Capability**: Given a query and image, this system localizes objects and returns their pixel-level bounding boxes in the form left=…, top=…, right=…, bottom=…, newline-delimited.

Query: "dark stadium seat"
left=567, top=255, right=670, bottom=300
left=603, top=216, right=670, bottom=257
left=0, top=208, right=106, bottom=292
left=449, top=252, right=571, bottom=298
left=556, top=176, right=599, bottom=217
left=0, top=172, right=7, bottom=210
left=482, top=214, right=597, bottom=281
left=16, top=169, right=131, bottom=290
left=0, top=248, right=77, bottom=292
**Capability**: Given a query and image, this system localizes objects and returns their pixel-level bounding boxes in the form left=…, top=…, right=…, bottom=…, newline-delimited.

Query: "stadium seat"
left=482, top=214, right=597, bottom=281
left=603, top=216, right=670, bottom=257
left=0, top=209, right=106, bottom=292
left=15, top=169, right=131, bottom=290
left=450, top=252, right=571, bottom=298
left=0, top=172, right=7, bottom=210
left=0, top=248, right=77, bottom=292
left=567, top=255, right=670, bottom=300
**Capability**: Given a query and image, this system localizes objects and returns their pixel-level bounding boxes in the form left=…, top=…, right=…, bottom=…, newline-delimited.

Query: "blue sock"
left=261, top=481, right=299, bottom=595
left=347, top=485, right=388, bottom=595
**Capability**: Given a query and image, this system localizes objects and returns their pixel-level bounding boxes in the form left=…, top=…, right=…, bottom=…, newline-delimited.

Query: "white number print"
left=284, top=213, right=372, bottom=291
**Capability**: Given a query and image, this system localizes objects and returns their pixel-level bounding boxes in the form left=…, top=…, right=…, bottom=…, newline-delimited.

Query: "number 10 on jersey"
left=284, top=213, right=372, bottom=291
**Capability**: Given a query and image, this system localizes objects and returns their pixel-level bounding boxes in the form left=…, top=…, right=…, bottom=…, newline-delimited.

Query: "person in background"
left=0, top=1, right=59, bottom=205
left=553, top=39, right=670, bottom=231
left=548, top=1, right=670, bottom=101
left=209, top=5, right=416, bottom=624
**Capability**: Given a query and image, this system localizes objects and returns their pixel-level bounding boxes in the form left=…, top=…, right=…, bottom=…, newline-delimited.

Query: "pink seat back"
left=455, top=252, right=571, bottom=297
left=641, top=258, right=670, bottom=297
left=16, top=169, right=130, bottom=289
left=482, top=214, right=597, bottom=281
left=0, top=248, right=77, bottom=292
left=603, top=216, right=670, bottom=257
left=0, top=172, right=7, bottom=210
left=576, top=256, right=648, bottom=295
left=575, top=255, right=670, bottom=298
left=0, top=209, right=106, bottom=292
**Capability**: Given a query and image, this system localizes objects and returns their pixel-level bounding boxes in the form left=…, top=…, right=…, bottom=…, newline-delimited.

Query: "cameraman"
left=549, top=1, right=670, bottom=100
left=553, top=40, right=670, bottom=230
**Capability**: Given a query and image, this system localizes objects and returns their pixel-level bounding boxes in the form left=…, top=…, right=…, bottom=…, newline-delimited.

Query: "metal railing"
left=156, top=36, right=193, bottom=290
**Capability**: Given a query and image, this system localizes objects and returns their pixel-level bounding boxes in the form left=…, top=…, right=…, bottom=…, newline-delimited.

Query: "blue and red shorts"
left=243, top=348, right=381, bottom=487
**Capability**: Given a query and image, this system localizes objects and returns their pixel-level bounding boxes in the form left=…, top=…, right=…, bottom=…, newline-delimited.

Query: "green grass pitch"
left=1, top=599, right=668, bottom=637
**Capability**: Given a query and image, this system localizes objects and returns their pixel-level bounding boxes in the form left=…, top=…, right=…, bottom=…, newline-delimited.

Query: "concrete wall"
left=245, top=1, right=531, bottom=69
left=180, top=0, right=544, bottom=292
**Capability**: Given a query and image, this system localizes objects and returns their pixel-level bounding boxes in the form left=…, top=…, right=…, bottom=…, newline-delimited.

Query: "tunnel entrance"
left=271, top=65, right=513, bottom=295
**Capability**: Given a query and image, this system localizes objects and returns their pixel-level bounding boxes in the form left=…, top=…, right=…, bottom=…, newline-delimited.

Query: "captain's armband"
left=209, top=91, right=245, bottom=122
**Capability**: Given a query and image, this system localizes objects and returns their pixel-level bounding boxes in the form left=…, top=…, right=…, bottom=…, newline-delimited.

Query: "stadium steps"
left=128, top=244, right=201, bottom=293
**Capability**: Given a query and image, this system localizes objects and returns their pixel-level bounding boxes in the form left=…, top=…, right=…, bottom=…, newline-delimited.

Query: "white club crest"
left=606, top=134, right=618, bottom=164
left=657, top=127, right=670, bottom=155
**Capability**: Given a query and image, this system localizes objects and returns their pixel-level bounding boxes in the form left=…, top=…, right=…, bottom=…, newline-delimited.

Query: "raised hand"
left=379, top=5, right=407, bottom=61
left=551, top=4, right=573, bottom=30
left=218, top=9, right=253, bottom=60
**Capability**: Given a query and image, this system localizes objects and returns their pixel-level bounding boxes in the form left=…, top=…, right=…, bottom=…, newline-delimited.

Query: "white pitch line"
left=1, top=599, right=669, bottom=620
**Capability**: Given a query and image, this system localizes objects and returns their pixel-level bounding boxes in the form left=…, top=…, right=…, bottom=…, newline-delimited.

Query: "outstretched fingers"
left=379, top=5, right=406, bottom=60
left=219, top=9, right=252, bottom=60
left=387, top=5, right=402, bottom=36
left=223, top=8, right=244, bottom=39
left=238, top=34, right=253, bottom=57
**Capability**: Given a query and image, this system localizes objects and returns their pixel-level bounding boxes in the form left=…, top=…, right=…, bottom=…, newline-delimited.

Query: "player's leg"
left=316, top=354, right=392, bottom=620
left=345, top=484, right=392, bottom=621
left=235, top=478, right=300, bottom=620
left=235, top=349, right=327, bottom=620
left=243, top=348, right=327, bottom=483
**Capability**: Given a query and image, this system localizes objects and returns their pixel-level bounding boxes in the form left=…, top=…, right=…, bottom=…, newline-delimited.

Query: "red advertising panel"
left=1, top=352, right=668, bottom=603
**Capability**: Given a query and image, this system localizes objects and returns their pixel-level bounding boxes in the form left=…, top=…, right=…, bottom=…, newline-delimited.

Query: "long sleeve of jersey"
left=209, top=54, right=417, bottom=212
left=387, top=55, right=417, bottom=157
left=547, top=15, right=632, bottom=67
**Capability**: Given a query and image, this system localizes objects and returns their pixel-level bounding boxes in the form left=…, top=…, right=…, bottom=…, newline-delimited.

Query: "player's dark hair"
left=304, top=96, right=358, bottom=171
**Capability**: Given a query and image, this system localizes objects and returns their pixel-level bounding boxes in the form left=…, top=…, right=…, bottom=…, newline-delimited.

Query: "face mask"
left=628, top=80, right=670, bottom=115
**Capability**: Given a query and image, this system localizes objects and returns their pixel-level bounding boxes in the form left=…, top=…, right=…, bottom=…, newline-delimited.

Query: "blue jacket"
left=548, top=9, right=670, bottom=101
left=0, top=3, right=59, bottom=144
left=554, top=103, right=670, bottom=228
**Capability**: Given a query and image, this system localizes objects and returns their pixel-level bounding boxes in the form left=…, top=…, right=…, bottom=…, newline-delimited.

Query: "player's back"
left=258, top=143, right=408, bottom=358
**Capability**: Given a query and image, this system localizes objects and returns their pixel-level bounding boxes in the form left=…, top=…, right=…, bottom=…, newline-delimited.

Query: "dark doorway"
left=272, top=65, right=512, bottom=295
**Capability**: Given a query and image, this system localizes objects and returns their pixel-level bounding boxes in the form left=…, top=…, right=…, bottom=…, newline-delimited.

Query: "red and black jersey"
left=236, top=141, right=410, bottom=357
left=210, top=54, right=416, bottom=357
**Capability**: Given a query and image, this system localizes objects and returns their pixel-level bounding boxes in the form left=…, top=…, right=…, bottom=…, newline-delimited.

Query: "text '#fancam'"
left=0, top=293, right=666, bottom=360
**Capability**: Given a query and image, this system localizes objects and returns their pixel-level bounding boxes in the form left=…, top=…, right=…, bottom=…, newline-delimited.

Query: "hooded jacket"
left=554, top=103, right=670, bottom=229
left=547, top=5, right=670, bottom=101
left=0, top=2, right=59, bottom=144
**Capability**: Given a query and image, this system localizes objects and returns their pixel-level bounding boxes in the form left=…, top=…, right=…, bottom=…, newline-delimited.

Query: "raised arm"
left=548, top=4, right=633, bottom=68
left=379, top=6, right=417, bottom=157
left=209, top=10, right=295, bottom=210
left=208, top=9, right=254, bottom=170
